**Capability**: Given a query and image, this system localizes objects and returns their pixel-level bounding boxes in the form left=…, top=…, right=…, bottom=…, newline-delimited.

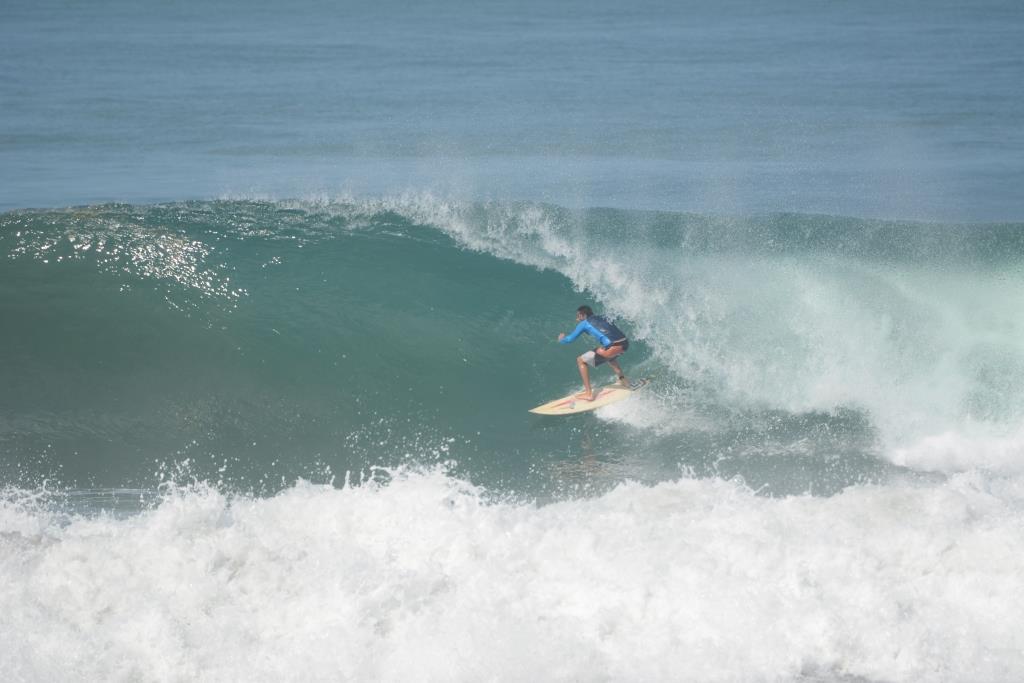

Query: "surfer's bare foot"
left=574, top=391, right=595, bottom=401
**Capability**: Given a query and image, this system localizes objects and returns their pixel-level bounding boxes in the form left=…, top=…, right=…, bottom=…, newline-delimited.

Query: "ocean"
left=2, top=0, right=1024, bottom=680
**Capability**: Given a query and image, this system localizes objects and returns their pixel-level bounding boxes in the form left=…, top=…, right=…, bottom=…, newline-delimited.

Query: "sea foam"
left=3, top=468, right=1023, bottom=681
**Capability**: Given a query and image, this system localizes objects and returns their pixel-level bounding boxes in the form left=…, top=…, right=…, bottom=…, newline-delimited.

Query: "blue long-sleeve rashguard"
left=559, top=315, right=627, bottom=348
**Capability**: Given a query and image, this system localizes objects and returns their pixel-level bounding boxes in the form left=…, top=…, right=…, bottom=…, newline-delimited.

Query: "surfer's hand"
left=558, top=333, right=565, bottom=341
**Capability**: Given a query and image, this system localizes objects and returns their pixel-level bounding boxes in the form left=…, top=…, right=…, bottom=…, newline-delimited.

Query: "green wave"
left=3, top=199, right=1023, bottom=497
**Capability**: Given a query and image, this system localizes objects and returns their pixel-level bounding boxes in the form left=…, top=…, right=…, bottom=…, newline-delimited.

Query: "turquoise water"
left=3, top=0, right=1024, bottom=680
left=1, top=199, right=929, bottom=496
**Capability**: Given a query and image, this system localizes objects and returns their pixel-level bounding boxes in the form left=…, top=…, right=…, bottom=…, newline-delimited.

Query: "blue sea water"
left=3, top=1, right=1024, bottom=680
left=4, top=0, right=1024, bottom=219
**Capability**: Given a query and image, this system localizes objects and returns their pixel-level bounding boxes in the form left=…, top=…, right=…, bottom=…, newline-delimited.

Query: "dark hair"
left=577, top=305, right=593, bottom=317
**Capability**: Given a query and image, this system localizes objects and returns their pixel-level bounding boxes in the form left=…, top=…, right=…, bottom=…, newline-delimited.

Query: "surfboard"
left=528, top=378, right=651, bottom=415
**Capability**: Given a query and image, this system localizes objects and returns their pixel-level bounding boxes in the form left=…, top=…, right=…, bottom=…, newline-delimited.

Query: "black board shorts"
left=580, top=340, right=629, bottom=368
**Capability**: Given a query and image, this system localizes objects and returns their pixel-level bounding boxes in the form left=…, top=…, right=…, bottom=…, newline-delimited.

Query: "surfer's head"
left=576, top=305, right=593, bottom=320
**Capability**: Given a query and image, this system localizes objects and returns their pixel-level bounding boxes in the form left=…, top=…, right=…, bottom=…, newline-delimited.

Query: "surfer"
left=557, top=305, right=630, bottom=401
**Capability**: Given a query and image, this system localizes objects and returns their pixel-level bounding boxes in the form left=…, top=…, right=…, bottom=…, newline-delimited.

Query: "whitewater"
left=2, top=468, right=1023, bottom=682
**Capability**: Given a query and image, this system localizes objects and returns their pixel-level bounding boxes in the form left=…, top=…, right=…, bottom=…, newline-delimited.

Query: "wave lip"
left=2, top=469, right=1024, bottom=681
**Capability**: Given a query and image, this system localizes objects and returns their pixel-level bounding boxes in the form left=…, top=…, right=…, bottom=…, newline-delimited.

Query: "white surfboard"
left=528, top=378, right=651, bottom=415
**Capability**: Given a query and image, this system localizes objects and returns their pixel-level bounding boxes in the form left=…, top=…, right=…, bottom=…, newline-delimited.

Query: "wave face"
left=3, top=198, right=1024, bottom=491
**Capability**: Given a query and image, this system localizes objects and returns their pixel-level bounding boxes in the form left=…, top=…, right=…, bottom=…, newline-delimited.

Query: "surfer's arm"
left=558, top=321, right=588, bottom=344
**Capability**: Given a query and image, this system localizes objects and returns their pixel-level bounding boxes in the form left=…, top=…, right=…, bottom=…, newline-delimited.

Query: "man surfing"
left=557, top=305, right=630, bottom=401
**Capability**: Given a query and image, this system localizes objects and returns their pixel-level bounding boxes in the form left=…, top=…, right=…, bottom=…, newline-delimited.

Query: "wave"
left=4, top=197, right=1024, bottom=680
left=2, top=197, right=1024, bottom=493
